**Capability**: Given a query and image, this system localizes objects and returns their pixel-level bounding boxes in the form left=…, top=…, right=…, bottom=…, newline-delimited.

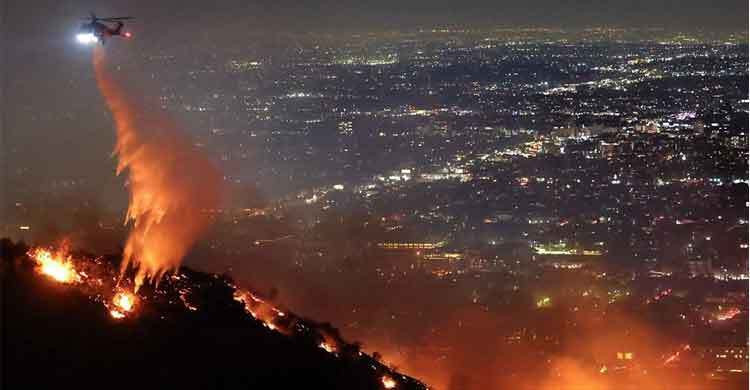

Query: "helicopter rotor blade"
left=99, top=17, right=135, bottom=21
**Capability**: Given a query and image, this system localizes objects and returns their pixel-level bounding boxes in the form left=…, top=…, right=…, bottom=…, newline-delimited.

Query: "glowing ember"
left=110, top=291, right=137, bottom=319
left=381, top=375, right=397, bottom=389
left=663, top=344, right=691, bottom=366
left=715, top=307, right=741, bottom=321
left=114, top=292, right=136, bottom=312
left=320, top=342, right=336, bottom=353
left=234, top=290, right=283, bottom=327
left=29, top=248, right=80, bottom=283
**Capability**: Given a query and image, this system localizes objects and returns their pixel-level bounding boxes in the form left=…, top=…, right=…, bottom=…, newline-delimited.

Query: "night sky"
left=7, top=0, right=750, bottom=36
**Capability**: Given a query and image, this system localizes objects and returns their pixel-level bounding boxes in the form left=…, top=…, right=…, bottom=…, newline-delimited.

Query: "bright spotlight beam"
left=76, top=33, right=98, bottom=44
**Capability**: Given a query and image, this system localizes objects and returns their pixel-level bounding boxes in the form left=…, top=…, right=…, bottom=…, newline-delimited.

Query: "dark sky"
left=5, top=0, right=749, bottom=39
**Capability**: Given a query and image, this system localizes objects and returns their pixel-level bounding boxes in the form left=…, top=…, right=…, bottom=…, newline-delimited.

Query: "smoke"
left=92, top=47, right=221, bottom=291
left=213, top=237, right=694, bottom=390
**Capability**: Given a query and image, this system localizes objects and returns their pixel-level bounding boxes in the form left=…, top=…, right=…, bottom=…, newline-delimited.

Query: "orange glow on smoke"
left=29, top=248, right=80, bottom=284
left=93, top=47, right=221, bottom=291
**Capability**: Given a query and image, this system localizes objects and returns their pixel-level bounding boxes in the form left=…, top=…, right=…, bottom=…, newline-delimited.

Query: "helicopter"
left=77, top=13, right=134, bottom=44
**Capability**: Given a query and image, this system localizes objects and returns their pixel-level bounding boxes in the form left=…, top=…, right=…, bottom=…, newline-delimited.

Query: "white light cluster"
left=76, top=33, right=98, bottom=44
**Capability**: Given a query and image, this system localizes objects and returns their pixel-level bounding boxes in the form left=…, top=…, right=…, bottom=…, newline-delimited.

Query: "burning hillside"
left=0, top=48, right=428, bottom=389
left=2, top=240, right=428, bottom=390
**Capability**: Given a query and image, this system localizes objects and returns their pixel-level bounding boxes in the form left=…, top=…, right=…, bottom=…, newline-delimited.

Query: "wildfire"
left=382, top=375, right=397, bottom=389
left=22, top=244, right=421, bottom=389
left=110, top=291, right=138, bottom=319
left=663, top=344, right=691, bottom=366
left=29, top=248, right=80, bottom=284
left=233, top=289, right=293, bottom=335
left=320, top=342, right=336, bottom=353
left=715, top=307, right=741, bottom=321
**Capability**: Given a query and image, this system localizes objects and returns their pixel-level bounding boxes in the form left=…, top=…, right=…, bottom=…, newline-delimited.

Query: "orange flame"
left=115, top=291, right=136, bottom=310
left=319, top=342, right=336, bottom=353
left=381, top=375, right=397, bottom=389
left=109, top=290, right=138, bottom=319
left=29, top=248, right=80, bottom=284
left=663, top=344, right=691, bottom=366
left=92, top=47, right=221, bottom=291
left=234, top=290, right=289, bottom=333
left=715, top=307, right=741, bottom=321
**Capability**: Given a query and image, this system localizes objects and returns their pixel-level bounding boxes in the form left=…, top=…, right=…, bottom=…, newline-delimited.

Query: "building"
left=377, top=241, right=446, bottom=250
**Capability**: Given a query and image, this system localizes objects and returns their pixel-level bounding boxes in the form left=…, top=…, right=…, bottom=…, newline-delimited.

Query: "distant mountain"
left=1, top=239, right=426, bottom=390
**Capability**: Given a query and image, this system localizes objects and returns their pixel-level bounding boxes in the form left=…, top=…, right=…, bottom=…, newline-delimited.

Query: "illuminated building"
left=533, top=242, right=603, bottom=256
left=616, top=352, right=634, bottom=360
left=635, top=120, right=661, bottom=134
left=377, top=242, right=446, bottom=250
left=699, top=345, right=749, bottom=377
left=421, top=252, right=463, bottom=262
left=420, top=253, right=465, bottom=278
